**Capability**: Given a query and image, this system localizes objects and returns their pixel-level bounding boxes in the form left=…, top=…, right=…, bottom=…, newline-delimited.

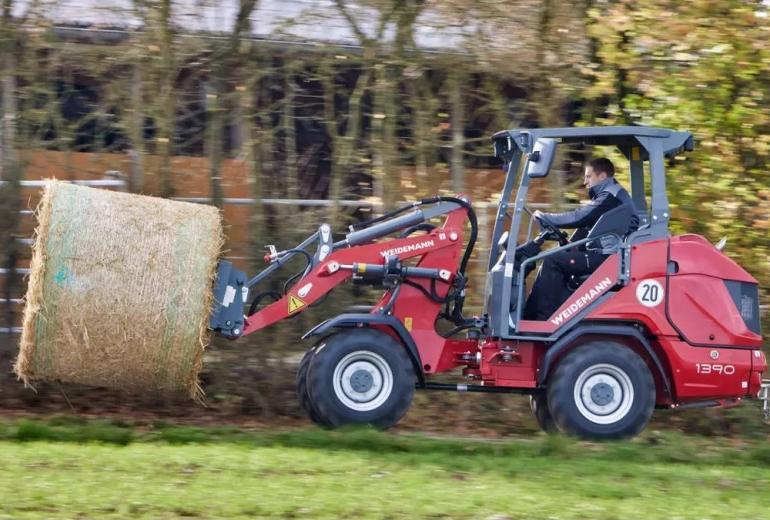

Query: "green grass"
left=1, top=419, right=770, bottom=519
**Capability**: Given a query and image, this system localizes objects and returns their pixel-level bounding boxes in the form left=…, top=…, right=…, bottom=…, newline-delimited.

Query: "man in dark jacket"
left=523, top=158, right=635, bottom=321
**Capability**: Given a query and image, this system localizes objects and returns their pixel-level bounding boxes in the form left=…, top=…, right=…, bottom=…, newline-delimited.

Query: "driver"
left=523, top=158, right=634, bottom=321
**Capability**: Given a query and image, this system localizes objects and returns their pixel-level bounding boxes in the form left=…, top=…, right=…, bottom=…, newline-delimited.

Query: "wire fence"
left=2, top=180, right=767, bottom=335
left=0, top=178, right=554, bottom=335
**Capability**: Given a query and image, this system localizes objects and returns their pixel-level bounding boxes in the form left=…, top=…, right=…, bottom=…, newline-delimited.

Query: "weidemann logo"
left=380, top=240, right=435, bottom=258
left=550, top=276, right=613, bottom=326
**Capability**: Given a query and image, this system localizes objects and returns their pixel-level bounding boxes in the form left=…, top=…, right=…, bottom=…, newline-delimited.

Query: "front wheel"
left=546, top=341, right=655, bottom=440
left=296, top=345, right=328, bottom=426
left=306, top=329, right=416, bottom=429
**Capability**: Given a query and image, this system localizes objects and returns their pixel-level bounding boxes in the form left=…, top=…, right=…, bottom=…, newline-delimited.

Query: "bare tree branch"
left=333, top=0, right=369, bottom=45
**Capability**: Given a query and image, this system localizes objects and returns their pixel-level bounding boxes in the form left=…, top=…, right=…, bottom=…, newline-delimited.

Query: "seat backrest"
left=586, top=203, right=637, bottom=242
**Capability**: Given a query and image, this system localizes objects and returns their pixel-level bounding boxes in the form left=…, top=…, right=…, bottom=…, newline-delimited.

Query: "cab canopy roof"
left=492, top=126, right=694, bottom=158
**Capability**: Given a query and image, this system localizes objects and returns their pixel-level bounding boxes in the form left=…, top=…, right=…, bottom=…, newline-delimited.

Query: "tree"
left=585, top=0, right=770, bottom=299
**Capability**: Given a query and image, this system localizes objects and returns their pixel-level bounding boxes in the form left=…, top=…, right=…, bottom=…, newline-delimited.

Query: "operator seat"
left=585, top=202, right=637, bottom=251
left=567, top=203, right=638, bottom=289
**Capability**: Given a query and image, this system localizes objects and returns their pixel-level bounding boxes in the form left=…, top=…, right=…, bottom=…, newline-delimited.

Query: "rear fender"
left=303, top=313, right=425, bottom=386
left=537, top=324, right=672, bottom=401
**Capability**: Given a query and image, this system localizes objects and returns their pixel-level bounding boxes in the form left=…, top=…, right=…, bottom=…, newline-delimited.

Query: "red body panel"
left=587, top=239, right=675, bottom=335
left=750, top=350, right=768, bottom=395
left=519, top=254, right=621, bottom=334
left=669, top=234, right=758, bottom=282
left=434, top=339, right=479, bottom=373
left=477, top=340, right=544, bottom=388
left=667, top=274, right=761, bottom=347
left=373, top=230, right=465, bottom=373
left=666, top=235, right=762, bottom=348
left=656, top=337, right=754, bottom=400
left=582, top=234, right=763, bottom=402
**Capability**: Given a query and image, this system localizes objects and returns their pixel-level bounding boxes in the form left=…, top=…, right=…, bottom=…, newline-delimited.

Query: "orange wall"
left=20, top=149, right=252, bottom=198
left=18, top=149, right=552, bottom=263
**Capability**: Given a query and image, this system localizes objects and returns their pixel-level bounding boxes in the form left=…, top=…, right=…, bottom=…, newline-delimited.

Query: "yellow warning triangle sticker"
left=288, top=295, right=307, bottom=313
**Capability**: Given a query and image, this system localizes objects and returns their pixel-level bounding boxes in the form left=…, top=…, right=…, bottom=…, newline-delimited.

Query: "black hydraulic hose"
left=282, top=248, right=313, bottom=295
left=282, top=248, right=313, bottom=265
left=248, top=248, right=313, bottom=302
left=398, top=223, right=437, bottom=238
left=283, top=271, right=303, bottom=295
left=248, top=290, right=282, bottom=316
left=439, top=324, right=476, bottom=339
left=429, top=279, right=446, bottom=303
left=419, top=196, right=478, bottom=278
left=349, top=202, right=419, bottom=231
left=402, top=278, right=448, bottom=304
left=345, top=196, right=477, bottom=320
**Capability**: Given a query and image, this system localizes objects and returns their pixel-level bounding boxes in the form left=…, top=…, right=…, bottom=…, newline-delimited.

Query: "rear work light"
left=724, top=280, right=761, bottom=335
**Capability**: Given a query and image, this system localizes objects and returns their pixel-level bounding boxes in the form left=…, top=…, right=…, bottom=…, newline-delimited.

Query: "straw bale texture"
left=15, top=181, right=223, bottom=399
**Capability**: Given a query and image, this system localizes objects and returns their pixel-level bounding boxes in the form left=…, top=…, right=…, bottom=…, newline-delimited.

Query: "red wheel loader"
left=209, top=126, right=768, bottom=440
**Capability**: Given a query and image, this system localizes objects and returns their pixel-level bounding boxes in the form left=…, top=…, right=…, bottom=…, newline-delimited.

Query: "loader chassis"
left=210, top=126, right=768, bottom=439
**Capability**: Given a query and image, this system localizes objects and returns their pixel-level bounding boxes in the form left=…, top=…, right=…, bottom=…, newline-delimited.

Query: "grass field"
left=1, top=418, right=770, bottom=519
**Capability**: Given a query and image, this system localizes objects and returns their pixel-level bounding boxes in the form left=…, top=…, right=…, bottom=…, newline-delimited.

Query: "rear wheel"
left=306, top=329, right=415, bottom=429
left=529, top=393, right=558, bottom=433
left=547, top=341, right=655, bottom=440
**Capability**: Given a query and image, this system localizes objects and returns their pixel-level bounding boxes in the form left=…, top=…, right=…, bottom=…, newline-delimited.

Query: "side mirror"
left=526, top=138, right=557, bottom=178
left=493, top=137, right=508, bottom=158
left=493, top=135, right=513, bottom=164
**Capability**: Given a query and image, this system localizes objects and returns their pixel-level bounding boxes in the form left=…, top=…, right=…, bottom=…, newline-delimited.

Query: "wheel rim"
left=573, top=363, right=634, bottom=425
left=332, top=350, right=394, bottom=412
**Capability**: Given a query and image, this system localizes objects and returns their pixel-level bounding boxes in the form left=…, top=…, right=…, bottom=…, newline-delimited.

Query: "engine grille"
left=724, top=280, right=761, bottom=335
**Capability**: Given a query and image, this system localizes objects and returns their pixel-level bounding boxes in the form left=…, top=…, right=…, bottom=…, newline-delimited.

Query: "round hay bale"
left=15, top=181, right=223, bottom=399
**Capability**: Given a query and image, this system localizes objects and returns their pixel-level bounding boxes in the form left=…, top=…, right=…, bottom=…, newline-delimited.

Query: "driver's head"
left=584, top=158, right=615, bottom=188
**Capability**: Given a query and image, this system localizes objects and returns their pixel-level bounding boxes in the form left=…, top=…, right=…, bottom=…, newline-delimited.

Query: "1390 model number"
left=695, top=363, right=735, bottom=375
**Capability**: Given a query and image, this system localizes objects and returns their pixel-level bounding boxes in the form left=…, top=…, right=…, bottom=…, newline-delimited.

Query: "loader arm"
left=209, top=196, right=475, bottom=340
left=242, top=220, right=466, bottom=336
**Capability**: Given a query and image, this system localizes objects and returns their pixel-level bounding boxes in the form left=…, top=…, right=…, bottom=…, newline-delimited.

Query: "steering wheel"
left=524, top=205, right=569, bottom=246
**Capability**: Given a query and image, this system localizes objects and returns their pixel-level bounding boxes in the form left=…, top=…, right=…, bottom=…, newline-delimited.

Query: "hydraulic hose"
left=248, top=290, right=282, bottom=316
left=349, top=201, right=419, bottom=232
left=416, top=196, right=478, bottom=324
left=347, top=196, right=478, bottom=322
left=281, top=249, right=313, bottom=295
left=419, top=196, right=478, bottom=278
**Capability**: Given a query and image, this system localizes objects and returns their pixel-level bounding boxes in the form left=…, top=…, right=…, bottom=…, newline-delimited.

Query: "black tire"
left=306, top=329, right=415, bottom=429
left=529, top=393, right=559, bottom=433
left=296, top=345, right=328, bottom=426
left=546, top=341, right=655, bottom=440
